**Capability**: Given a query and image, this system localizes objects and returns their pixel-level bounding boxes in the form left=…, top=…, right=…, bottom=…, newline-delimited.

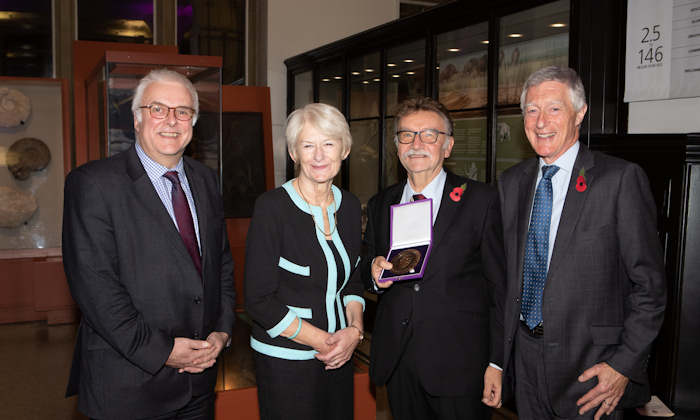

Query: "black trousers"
left=90, top=392, right=215, bottom=420
left=253, top=351, right=353, bottom=420
left=385, top=336, right=490, bottom=420
left=514, top=324, right=623, bottom=420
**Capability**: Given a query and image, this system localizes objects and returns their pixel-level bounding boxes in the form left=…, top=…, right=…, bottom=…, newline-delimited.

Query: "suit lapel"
left=126, top=147, right=201, bottom=278
left=515, top=159, right=539, bottom=287
left=547, top=144, right=595, bottom=281
left=431, top=172, right=461, bottom=253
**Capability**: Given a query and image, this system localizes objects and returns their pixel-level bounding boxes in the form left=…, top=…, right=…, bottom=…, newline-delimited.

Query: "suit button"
left=514, top=297, right=520, bottom=303
left=194, top=296, right=202, bottom=304
left=413, top=283, right=420, bottom=292
left=193, top=331, right=200, bottom=339
left=401, top=319, right=409, bottom=326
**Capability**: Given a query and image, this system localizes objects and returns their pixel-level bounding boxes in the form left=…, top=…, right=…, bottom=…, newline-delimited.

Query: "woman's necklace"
left=296, top=179, right=338, bottom=237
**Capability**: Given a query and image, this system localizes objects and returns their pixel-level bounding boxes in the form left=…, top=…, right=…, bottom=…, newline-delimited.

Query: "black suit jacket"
left=363, top=171, right=506, bottom=396
left=498, top=143, right=666, bottom=417
left=62, top=146, right=235, bottom=420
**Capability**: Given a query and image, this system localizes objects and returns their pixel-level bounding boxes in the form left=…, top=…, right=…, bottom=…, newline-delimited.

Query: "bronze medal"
left=389, top=249, right=421, bottom=275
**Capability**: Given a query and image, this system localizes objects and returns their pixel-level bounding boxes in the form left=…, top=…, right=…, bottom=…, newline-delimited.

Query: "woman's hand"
left=315, top=326, right=362, bottom=369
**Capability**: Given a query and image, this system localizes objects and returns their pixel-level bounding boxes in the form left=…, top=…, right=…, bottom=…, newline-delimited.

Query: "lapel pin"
left=575, top=168, right=587, bottom=192
left=449, top=182, right=467, bottom=202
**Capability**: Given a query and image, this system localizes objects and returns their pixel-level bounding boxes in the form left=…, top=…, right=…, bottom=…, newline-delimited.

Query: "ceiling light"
left=481, top=40, right=489, bottom=44
left=321, top=78, right=330, bottom=82
left=373, top=78, right=381, bottom=82
left=549, top=23, right=567, bottom=28
left=362, top=80, right=369, bottom=84
left=387, top=63, right=397, bottom=67
left=392, top=74, right=400, bottom=78
left=365, top=68, right=374, bottom=72
left=508, top=33, right=524, bottom=38
left=436, top=66, right=440, bottom=70
left=406, top=71, right=415, bottom=75
left=403, top=59, right=414, bottom=63
left=447, top=48, right=460, bottom=52
left=351, top=71, right=360, bottom=76
left=333, top=76, right=342, bottom=80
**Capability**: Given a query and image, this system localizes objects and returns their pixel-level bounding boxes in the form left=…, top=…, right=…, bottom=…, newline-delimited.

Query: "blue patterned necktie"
left=522, top=165, right=559, bottom=329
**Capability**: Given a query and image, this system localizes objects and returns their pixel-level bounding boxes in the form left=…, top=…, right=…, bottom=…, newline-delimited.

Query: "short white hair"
left=132, top=68, right=199, bottom=125
left=285, top=103, right=352, bottom=155
left=520, top=66, right=586, bottom=113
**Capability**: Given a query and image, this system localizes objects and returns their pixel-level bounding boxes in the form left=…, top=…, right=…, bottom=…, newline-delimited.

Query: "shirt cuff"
left=489, top=362, right=503, bottom=371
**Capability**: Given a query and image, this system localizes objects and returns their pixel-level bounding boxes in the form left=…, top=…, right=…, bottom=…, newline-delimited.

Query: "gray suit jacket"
left=63, top=146, right=235, bottom=420
left=498, top=143, right=666, bottom=417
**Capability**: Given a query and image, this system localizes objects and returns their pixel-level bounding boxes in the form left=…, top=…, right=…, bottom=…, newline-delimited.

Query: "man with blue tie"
left=63, top=68, right=235, bottom=420
left=498, top=66, right=666, bottom=420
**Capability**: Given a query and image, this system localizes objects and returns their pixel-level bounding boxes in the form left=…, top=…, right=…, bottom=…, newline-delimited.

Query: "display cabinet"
left=85, top=51, right=223, bottom=175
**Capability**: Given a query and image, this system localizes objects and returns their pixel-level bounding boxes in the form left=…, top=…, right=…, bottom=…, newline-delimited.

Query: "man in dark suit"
left=363, top=97, right=506, bottom=419
left=62, top=68, right=235, bottom=420
left=498, top=66, right=666, bottom=420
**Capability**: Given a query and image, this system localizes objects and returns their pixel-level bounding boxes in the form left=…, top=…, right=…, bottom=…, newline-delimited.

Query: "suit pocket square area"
left=590, top=325, right=623, bottom=345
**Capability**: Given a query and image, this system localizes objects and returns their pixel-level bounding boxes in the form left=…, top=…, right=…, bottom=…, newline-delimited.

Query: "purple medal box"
left=379, top=198, right=433, bottom=282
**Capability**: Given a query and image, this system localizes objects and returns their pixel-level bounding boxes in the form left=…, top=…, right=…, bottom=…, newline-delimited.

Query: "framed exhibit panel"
left=0, top=77, right=70, bottom=256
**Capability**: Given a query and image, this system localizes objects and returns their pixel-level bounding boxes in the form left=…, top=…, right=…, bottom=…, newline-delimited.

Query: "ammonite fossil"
left=0, top=87, right=31, bottom=127
left=389, top=249, right=422, bottom=275
left=0, top=186, right=37, bottom=228
left=6, top=137, right=51, bottom=180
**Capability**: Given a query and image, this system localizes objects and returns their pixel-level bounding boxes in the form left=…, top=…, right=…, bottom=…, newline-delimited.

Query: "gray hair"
left=520, top=66, right=586, bottom=113
left=393, top=97, right=453, bottom=151
left=286, top=103, right=352, bottom=155
left=132, top=68, right=200, bottom=125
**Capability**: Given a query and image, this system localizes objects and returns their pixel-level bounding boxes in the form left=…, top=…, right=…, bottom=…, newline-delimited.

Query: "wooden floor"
left=0, top=318, right=517, bottom=420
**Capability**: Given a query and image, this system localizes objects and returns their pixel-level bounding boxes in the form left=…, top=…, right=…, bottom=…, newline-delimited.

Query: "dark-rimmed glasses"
left=139, top=103, right=196, bottom=121
left=395, top=129, right=451, bottom=144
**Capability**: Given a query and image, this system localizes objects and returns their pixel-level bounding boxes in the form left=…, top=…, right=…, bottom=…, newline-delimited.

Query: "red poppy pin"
left=449, top=182, right=467, bottom=202
left=575, top=168, right=587, bottom=192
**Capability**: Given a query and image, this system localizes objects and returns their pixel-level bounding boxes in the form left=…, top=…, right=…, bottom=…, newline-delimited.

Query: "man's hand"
left=482, top=366, right=503, bottom=408
left=372, top=256, right=394, bottom=288
left=166, top=337, right=212, bottom=370
left=315, top=327, right=361, bottom=370
left=576, top=362, right=629, bottom=419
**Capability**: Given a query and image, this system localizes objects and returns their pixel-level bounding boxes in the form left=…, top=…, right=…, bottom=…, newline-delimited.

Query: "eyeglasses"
left=395, top=128, right=451, bottom=144
left=139, top=103, right=196, bottom=121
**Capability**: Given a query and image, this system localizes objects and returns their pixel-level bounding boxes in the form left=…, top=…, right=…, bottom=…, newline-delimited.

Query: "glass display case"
left=0, top=77, right=69, bottom=254
left=87, top=51, right=222, bottom=176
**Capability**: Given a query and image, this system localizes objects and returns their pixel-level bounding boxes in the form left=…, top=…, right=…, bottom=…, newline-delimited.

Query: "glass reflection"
left=384, top=117, right=401, bottom=187
left=444, top=112, right=487, bottom=181
left=78, top=0, right=153, bottom=44
left=0, top=1, right=52, bottom=77
left=350, top=53, right=380, bottom=119
left=437, top=22, right=489, bottom=110
left=319, top=60, right=344, bottom=110
left=386, top=40, right=425, bottom=114
left=294, top=71, right=313, bottom=109
left=497, top=0, right=569, bottom=105
left=349, top=120, right=379, bottom=205
left=495, top=110, right=536, bottom=177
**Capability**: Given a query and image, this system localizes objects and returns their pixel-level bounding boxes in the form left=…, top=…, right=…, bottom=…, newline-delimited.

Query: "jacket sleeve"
left=607, top=163, right=667, bottom=382
left=62, top=168, right=173, bottom=375
left=244, top=194, right=297, bottom=337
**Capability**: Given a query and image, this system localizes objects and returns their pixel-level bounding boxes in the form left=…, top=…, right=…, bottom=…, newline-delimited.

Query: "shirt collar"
left=135, top=141, right=185, bottom=179
left=406, top=168, right=447, bottom=200
left=538, top=141, right=579, bottom=175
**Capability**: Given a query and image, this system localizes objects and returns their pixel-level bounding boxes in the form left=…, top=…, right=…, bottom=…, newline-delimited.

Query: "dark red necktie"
left=163, top=171, right=202, bottom=275
left=412, top=193, right=427, bottom=201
